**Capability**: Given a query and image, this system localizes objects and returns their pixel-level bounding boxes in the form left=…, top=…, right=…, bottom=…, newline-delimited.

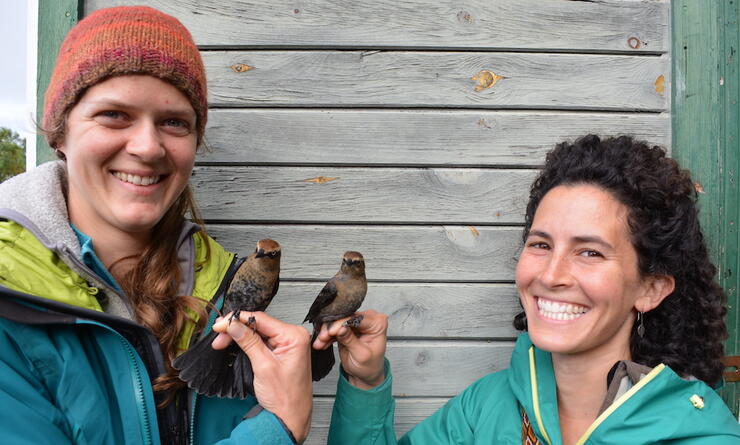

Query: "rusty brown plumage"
left=304, top=251, right=367, bottom=381
left=173, top=239, right=281, bottom=398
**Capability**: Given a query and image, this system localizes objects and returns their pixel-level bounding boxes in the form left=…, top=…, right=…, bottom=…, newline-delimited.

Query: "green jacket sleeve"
left=328, top=360, right=476, bottom=445
left=215, top=408, right=296, bottom=445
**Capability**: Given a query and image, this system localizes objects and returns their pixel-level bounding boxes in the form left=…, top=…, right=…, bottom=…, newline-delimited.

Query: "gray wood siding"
left=203, top=51, right=668, bottom=110
left=86, top=0, right=669, bottom=52
left=85, top=1, right=671, bottom=443
left=202, top=110, right=670, bottom=166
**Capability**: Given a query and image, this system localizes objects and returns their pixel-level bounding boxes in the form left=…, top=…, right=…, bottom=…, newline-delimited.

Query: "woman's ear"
left=635, top=274, right=675, bottom=313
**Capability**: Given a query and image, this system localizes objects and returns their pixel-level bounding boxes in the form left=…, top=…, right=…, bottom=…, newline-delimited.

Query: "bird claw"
left=229, top=311, right=240, bottom=325
left=246, top=315, right=257, bottom=332
left=343, top=314, right=364, bottom=328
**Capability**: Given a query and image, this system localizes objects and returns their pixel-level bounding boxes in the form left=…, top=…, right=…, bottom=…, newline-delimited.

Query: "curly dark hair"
left=513, top=134, right=727, bottom=386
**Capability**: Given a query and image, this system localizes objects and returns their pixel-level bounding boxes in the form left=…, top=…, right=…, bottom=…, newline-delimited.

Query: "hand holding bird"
left=211, top=311, right=312, bottom=443
left=173, top=239, right=281, bottom=399
left=314, top=309, right=388, bottom=390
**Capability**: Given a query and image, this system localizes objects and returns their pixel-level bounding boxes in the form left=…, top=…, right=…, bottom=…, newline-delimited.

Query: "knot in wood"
left=472, top=70, right=504, bottom=92
left=231, top=63, right=253, bottom=73
left=627, top=37, right=641, bottom=49
left=457, top=10, right=474, bottom=24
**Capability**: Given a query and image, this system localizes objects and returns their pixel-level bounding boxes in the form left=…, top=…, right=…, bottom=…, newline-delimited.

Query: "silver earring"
left=637, top=312, right=645, bottom=338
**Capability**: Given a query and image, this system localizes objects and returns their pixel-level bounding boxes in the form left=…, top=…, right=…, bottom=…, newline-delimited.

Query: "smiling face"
left=58, top=75, right=197, bottom=242
left=515, top=184, right=654, bottom=361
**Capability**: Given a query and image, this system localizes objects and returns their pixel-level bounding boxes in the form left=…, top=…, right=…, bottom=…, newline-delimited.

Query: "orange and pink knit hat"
left=43, top=6, right=207, bottom=148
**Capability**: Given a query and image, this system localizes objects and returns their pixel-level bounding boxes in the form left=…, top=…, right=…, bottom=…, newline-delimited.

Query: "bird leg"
left=246, top=315, right=257, bottom=332
left=229, top=310, right=241, bottom=324
left=343, top=314, right=364, bottom=328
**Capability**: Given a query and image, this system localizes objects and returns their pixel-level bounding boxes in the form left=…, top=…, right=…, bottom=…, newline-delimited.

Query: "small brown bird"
left=173, top=239, right=281, bottom=399
left=304, top=251, right=367, bottom=381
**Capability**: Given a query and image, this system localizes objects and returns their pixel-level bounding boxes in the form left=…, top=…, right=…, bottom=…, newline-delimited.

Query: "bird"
left=173, top=239, right=281, bottom=399
left=304, top=251, right=367, bottom=382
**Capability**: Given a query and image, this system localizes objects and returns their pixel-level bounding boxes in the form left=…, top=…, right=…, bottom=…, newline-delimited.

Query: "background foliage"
left=0, top=128, right=26, bottom=182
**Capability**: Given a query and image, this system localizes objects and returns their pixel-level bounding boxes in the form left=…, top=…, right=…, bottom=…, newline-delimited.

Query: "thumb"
left=227, top=319, right=270, bottom=362
left=333, top=325, right=358, bottom=348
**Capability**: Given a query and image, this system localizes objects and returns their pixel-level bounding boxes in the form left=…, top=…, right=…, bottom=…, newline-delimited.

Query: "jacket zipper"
left=528, top=346, right=668, bottom=445
left=528, top=347, right=554, bottom=445
left=120, top=335, right=154, bottom=445
left=574, top=364, right=666, bottom=444
left=190, top=392, right=199, bottom=445
left=188, top=254, right=241, bottom=445
left=77, top=320, right=155, bottom=445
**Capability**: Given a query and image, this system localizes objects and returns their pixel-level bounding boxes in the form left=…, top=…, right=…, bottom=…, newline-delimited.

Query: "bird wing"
left=303, top=280, right=337, bottom=323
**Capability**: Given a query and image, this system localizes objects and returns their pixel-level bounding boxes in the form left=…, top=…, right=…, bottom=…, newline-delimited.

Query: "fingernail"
left=228, top=321, right=247, bottom=340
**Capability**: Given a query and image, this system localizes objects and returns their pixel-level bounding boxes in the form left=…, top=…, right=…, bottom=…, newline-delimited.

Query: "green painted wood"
left=672, top=0, right=740, bottom=415
left=36, top=0, right=82, bottom=165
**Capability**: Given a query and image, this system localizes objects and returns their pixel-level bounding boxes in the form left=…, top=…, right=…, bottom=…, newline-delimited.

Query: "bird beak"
left=255, top=249, right=266, bottom=258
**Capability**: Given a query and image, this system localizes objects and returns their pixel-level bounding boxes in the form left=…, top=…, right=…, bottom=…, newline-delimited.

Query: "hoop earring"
left=637, top=311, right=646, bottom=338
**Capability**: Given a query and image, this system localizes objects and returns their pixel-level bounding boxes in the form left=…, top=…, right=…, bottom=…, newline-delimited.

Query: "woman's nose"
left=539, top=253, right=574, bottom=289
left=126, top=121, right=165, bottom=160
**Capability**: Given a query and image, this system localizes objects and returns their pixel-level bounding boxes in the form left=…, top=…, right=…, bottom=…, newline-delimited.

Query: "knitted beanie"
left=43, top=6, right=207, bottom=148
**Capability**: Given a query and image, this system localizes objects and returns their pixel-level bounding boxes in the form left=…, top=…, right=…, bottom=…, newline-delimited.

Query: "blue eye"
left=162, top=118, right=193, bottom=136
left=99, top=110, right=124, bottom=119
left=163, top=118, right=187, bottom=127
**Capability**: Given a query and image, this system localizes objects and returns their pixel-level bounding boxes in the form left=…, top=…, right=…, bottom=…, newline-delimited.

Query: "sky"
left=0, top=1, right=33, bottom=140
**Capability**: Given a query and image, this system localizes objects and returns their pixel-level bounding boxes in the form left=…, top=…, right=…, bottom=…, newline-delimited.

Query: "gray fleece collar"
left=0, top=161, right=80, bottom=255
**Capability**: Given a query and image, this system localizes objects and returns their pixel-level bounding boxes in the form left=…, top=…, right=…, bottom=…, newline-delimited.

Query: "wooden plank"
left=305, top=397, right=448, bottom=444
left=308, top=340, right=513, bottom=396
left=672, top=0, right=740, bottom=415
left=200, top=110, right=671, bottom=166
left=36, top=0, right=81, bottom=165
left=206, top=224, right=523, bottom=281
left=85, top=0, right=669, bottom=53
left=266, top=282, right=520, bottom=338
left=203, top=51, right=669, bottom=111
left=193, top=167, right=536, bottom=224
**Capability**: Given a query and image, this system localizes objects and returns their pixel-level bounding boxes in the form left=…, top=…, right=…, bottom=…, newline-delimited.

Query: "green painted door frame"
left=673, top=0, right=740, bottom=415
left=35, top=0, right=81, bottom=164
left=37, top=0, right=740, bottom=414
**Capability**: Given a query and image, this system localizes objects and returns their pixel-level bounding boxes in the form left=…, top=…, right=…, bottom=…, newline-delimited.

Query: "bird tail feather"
left=172, top=330, right=255, bottom=398
left=310, top=325, right=335, bottom=381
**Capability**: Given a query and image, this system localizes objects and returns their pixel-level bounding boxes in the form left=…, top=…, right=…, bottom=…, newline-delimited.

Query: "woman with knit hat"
left=0, top=6, right=311, bottom=444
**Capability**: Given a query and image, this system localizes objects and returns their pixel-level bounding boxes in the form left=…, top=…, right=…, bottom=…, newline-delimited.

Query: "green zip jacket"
left=329, top=333, right=740, bottom=444
left=0, top=162, right=294, bottom=445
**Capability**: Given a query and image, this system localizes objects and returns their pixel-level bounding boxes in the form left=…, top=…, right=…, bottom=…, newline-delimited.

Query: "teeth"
left=537, top=298, right=588, bottom=321
left=114, top=171, right=160, bottom=186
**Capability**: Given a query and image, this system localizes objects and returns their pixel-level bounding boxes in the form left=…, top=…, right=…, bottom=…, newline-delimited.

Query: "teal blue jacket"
left=329, top=334, right=740, bottom=444
left=0, top=162, right=295, bottom=444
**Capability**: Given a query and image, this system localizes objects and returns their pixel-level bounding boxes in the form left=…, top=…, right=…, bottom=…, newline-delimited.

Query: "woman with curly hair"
left=323, top=134, right=740, bottom=444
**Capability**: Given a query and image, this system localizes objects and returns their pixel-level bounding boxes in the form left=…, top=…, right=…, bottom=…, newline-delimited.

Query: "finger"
left=236, top=311, right=293, bottom=340
left=333, top=324, right=358, bottom=348
left=211, top=312, right=233, bottom=333
left=348, top=309, right=388, bottom=335
left=211, top=331, right=233, bottom=350
left=227, top=319, right=271, bottom=363
left=313, top=323, right=335, bottom=348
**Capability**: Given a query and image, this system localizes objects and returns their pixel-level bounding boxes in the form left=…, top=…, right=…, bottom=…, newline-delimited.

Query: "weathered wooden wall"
left=85, top=1, right=671, bottom=442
